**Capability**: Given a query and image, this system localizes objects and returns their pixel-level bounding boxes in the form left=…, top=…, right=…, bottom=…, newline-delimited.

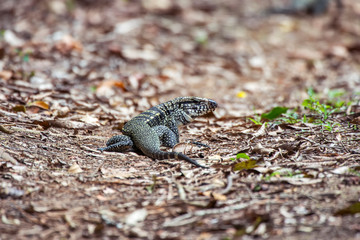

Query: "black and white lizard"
left=98, top=96, right=217, bottom=168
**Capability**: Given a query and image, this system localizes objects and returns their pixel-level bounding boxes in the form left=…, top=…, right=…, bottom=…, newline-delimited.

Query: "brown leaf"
left=0, top=70, right=12, bottom=80
left=68, top=163, right=83, bottom=174
left=101, top=168, right=135, bottom=179
left=55, top=35, right=83, bottom=54
left=28, top=101, right=50, bottom=110
left=12, top=105, right=26, bottom=113
left=202, top=191, right=227, bottom=201
left=0, top=147, right=18, bottom=165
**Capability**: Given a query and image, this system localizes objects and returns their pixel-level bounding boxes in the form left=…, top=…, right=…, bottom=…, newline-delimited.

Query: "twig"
left=163, top=201, right=257, bottom=227
left=220, top=173, right=236, bottom=194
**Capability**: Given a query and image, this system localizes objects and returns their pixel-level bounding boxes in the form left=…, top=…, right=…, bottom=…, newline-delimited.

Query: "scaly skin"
left=98, top=97, right=218, bottom=168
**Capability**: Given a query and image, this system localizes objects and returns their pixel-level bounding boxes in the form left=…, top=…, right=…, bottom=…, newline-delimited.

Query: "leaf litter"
left=0, top=0, right=360, bottom=239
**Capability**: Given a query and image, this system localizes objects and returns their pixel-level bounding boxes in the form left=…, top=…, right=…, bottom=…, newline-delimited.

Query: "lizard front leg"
left=98, top=135, right=134, bottom=152
left=152, top=125, right=178, bottom=148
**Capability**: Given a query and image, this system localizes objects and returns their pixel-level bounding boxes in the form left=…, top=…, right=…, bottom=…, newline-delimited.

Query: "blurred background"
left=1, top=0, right=359, bottom=118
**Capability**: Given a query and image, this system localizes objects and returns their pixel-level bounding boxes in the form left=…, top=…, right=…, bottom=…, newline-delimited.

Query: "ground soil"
left=1, top=0, right=360, bottom=239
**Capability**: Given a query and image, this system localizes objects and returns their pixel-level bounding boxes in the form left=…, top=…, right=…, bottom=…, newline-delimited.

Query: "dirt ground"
left=1, top=0, right=360, bottom=239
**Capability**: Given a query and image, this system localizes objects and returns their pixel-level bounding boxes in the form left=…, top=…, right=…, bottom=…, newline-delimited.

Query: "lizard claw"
left=97, top=147, right=105, bottom=152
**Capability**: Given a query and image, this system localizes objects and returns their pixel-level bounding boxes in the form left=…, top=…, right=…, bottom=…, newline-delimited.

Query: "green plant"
left=278, top=108, right=301, bottom=124
left=248, top=88, right=353, bottom=132
left=230, top=153, right=250, bottom=161
left=261, top=106, right=288, bottom=121
left=249, top=107, right=289, bottom=125
left=248, top=115, right=262, bottom=125
left=302, top=88, right=336, bottom=121
left=264, top=169, right=301, bottom=181
left=301, top=87, right=349, bottom=131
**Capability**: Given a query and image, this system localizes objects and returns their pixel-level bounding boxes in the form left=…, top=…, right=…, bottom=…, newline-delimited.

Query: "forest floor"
left=1, top=0, right=360, bottom=239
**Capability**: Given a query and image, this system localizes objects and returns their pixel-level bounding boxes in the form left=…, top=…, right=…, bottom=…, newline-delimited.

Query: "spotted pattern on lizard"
left=98, top=96, right=218, bottom=168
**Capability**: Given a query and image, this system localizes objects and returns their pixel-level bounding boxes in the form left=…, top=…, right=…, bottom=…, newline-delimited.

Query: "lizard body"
left=98, top=96, right=217, bottom=168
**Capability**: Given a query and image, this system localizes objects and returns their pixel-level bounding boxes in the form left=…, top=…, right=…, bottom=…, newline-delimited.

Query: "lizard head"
left=175, top=96, right=218, bottom=121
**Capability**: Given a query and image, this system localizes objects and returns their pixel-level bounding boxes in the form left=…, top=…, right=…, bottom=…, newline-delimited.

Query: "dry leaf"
left=0, top=70, right=12, bottom=80
left=125, top=209, right=148, bottom=226
left=0, top=148, right=18, bottom=164
left=101, top=168, right=135, bottom=179
left=28, top=101, right=50, bottom=110
left=12, top=105, right=26, bottom=113
left=331, top=166, right=349, bottom=175
left=122, top=47, right=159, bottom=61
left=4, top=30, right=24, bottom=47
left=55, top=35, right=83, bottom=54
left=202, top=191, right=227, bottom=201
left=48, top=119, right=99, bottom=129
left=142, top=0, right=173, bottom=12
left=80, top=114, right=99, bottom=125
left=68, top=163, right=83, bottom=173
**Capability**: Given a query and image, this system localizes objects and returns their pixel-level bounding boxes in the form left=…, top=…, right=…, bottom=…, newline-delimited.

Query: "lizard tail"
left=151, top=150, right=208, bottom=168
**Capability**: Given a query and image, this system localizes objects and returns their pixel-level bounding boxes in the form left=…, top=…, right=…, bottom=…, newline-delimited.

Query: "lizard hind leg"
left=98, top=135, right=134, bottom=152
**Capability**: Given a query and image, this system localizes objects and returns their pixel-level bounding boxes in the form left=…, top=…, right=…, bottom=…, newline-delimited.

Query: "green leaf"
left=302, top=99, right=312, bottom=109
left=248, top=118, right=262, bottom=125
left=236, top=153, right=250, bottom=160
left=302, top=114, right=307, bottom=123
left=233, top=159, right=258, bottom=171
left=334, top=202, right=360, bottom=216
left=261, top=107, right=288, bottom=120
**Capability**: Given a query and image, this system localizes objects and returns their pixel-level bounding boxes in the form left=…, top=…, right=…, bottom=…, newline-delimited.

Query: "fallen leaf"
left=48, top=119, right=99, bottom=129
left=334, top=202, right=360, bottom=216
left=122, top=47, right=159, bottom=61
left=261, top=107, right=288, bottom=120
left=12, top=105, right=26, bottom=113
left=125, top=208, right=148, bottom=226
left=233, top=160, right=258, bottom=171
left=4, top=30, right=24, bottom=47
left=80, top=114, right=99, bottom=124
left=202, top=191, right=227, bottom=201
left=0, top=70, right=12, bottom=80
left=142, top=0, right=173, bottom=12
left=28, top=101, right=49, bottom=110
left=101, top=168, right=135, bottom=179
left=64, top=214, right=77, bottom=229
left=55, top=34, right=83, bottom=54
left=331, top=166, right=349, bottom=175
left=68, top=163, right=83, bottom=173
left=1, top=215, right=20, bottom=225
left=0, top=148, right=18, bottom=164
